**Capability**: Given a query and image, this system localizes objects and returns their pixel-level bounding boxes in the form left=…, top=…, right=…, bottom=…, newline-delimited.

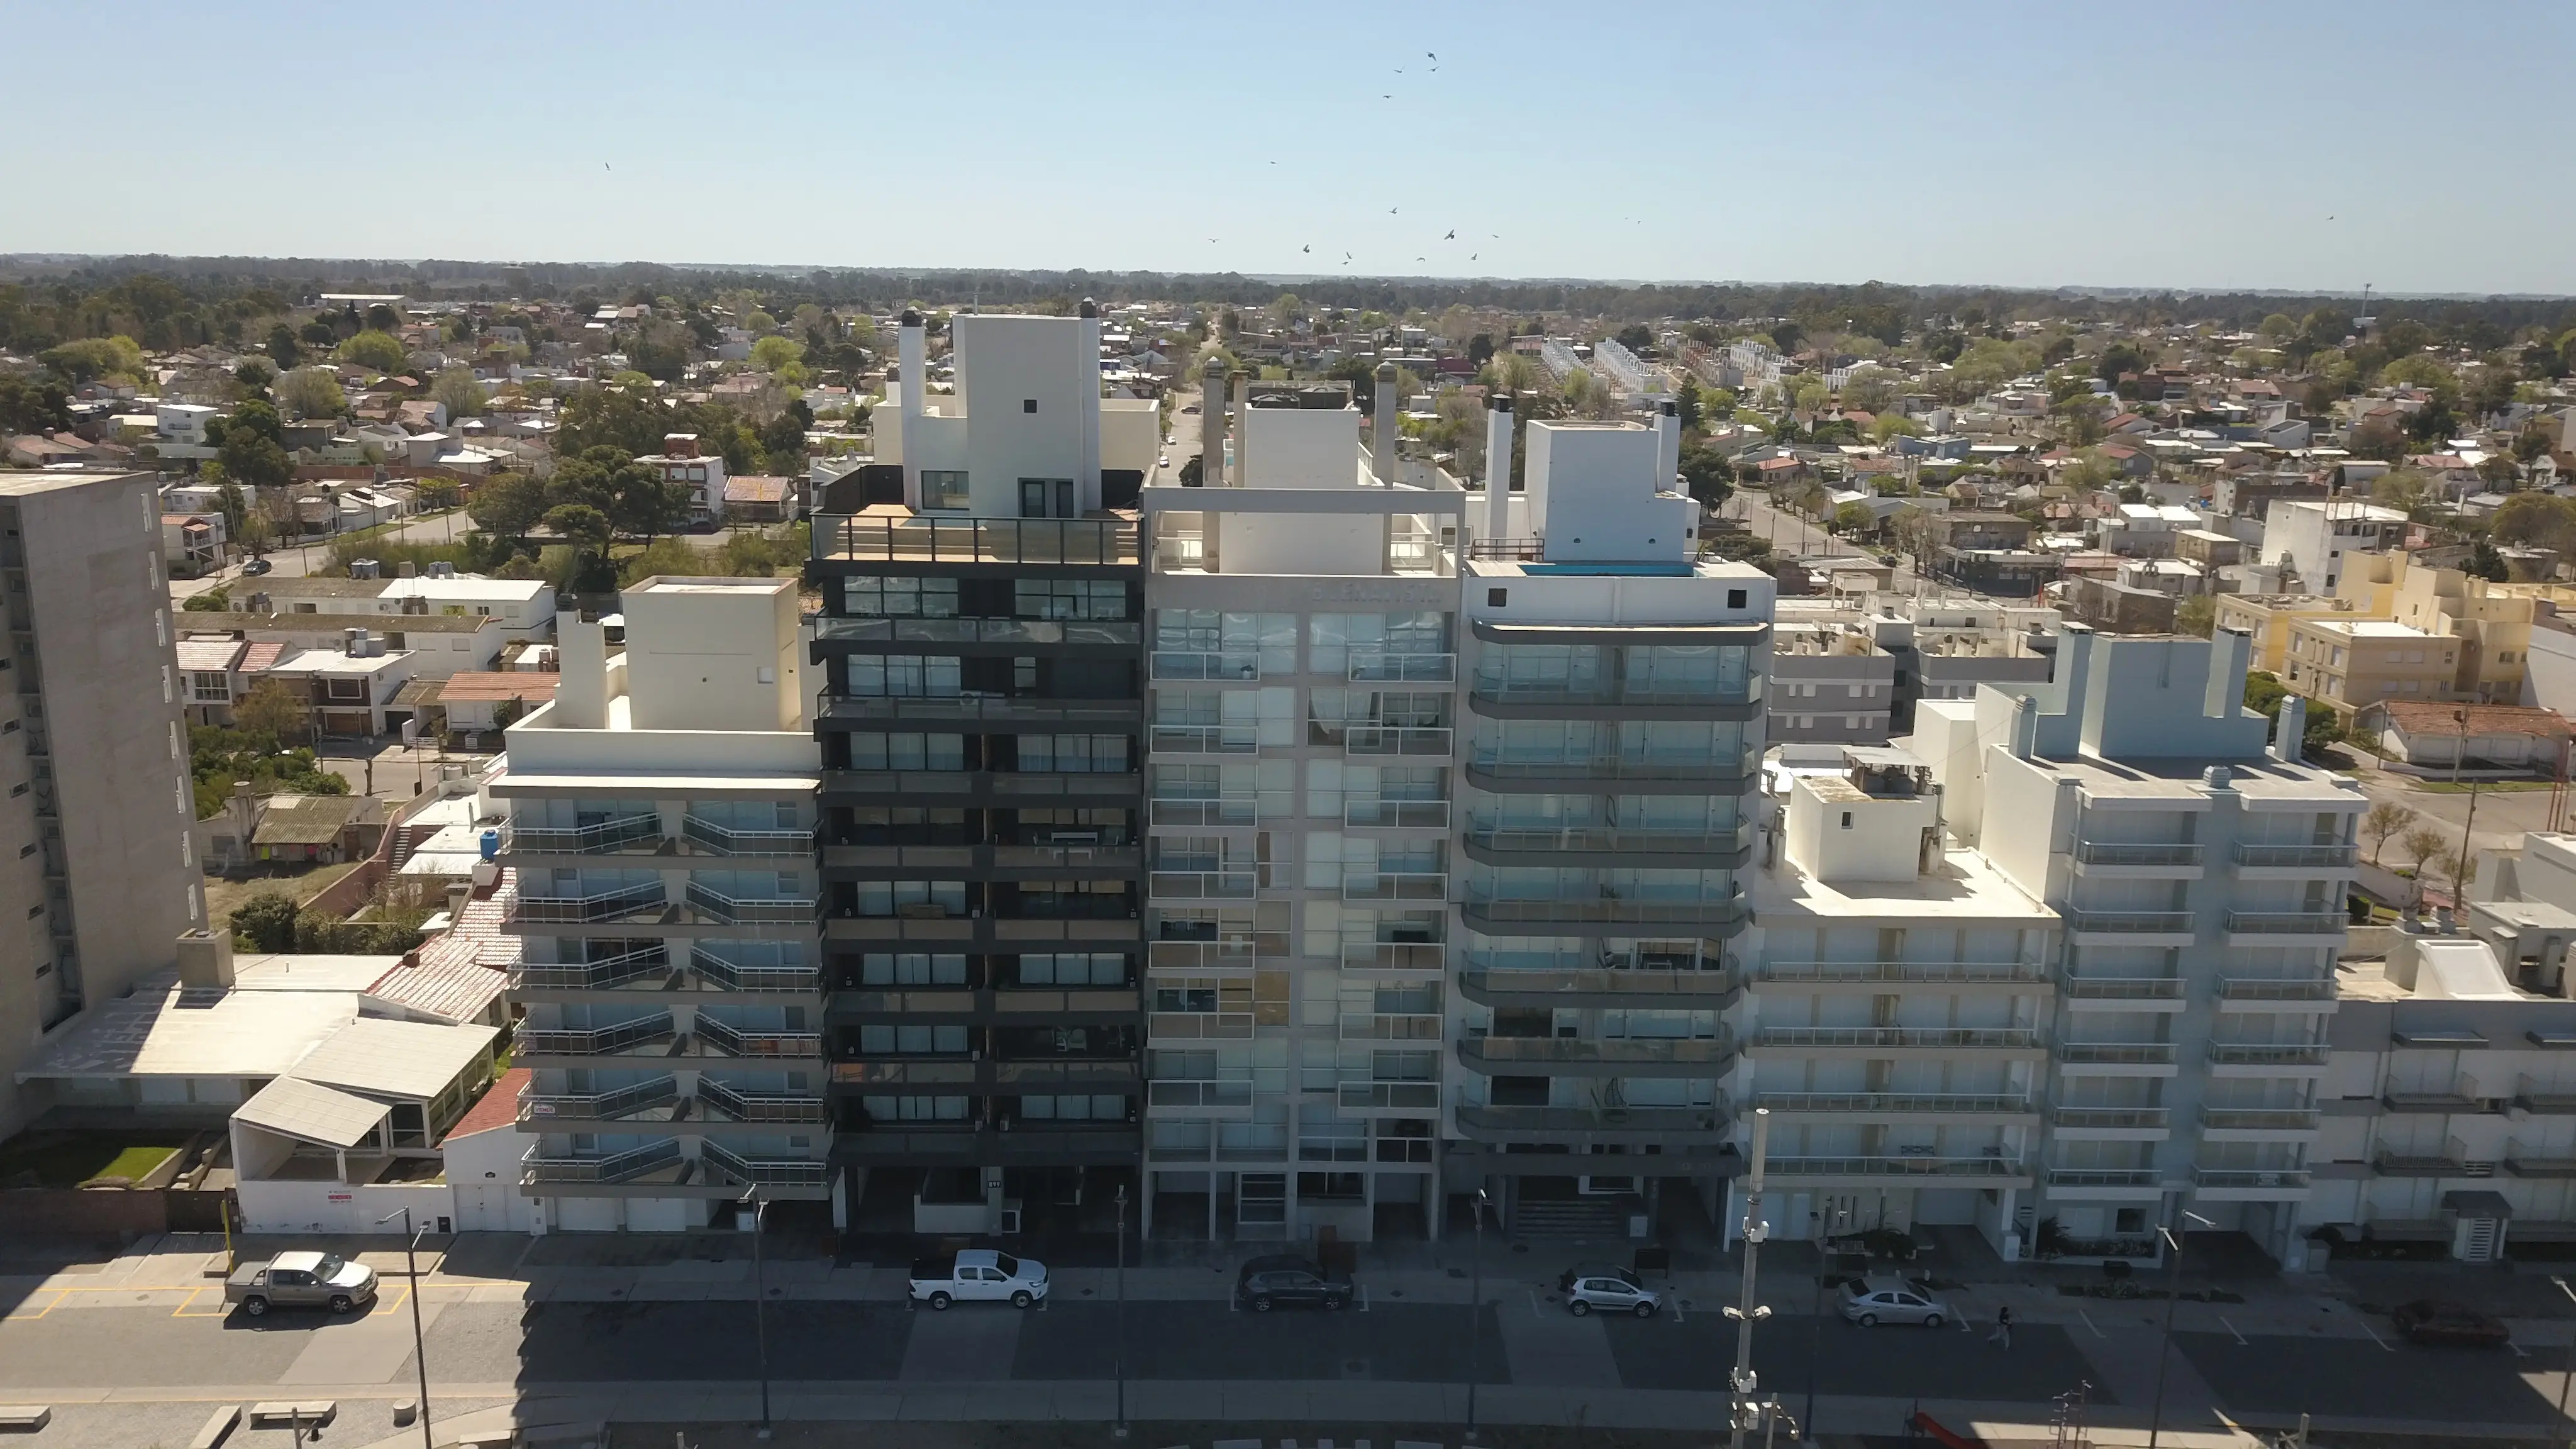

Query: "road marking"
left=1358, top=1285, right=1370, bottom=1313
left=172, top=1287, right=228, bottom=1319
left=6, top=1288, right=67, bottom=1321
left=2511, top=1339, right=2531, bottom=1358
left=2077, top=1309, right=2107, bottom=1340
left=1528, top=1289, right=1543, bottom=1319
left=2219, top=1316, right=2246, bottom=1346
left=2358, top=1320, right=2395, bottom=1353
left=1669, top=1296, right=1683, bottom=1324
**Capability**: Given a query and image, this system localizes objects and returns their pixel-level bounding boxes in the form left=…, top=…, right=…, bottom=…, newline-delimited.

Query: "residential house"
left=2353, top=701, right=2572, bottom=771
left=2282, top=619, right=2460, bottom=718
left=2259, top=499, right=2409, bottom=591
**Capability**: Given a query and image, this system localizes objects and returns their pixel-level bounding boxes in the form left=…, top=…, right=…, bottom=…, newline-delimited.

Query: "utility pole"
left=1727, top=1108, right=1775, bottom=1449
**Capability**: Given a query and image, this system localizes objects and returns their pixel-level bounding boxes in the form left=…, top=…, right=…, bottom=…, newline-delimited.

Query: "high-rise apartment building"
left=496, top=577, right=830, bottom=1230
left=0, top=471, right=201, bottom=1138
left=808, top=308, right=1157, bottom=1234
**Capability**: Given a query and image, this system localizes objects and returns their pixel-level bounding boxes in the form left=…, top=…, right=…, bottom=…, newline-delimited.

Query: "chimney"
left=2010, top=694, right=2038, bottom=760
left=1483, top=393, right=1515, bottom=540
left=1372, top=362, right=1400, bottom=484
left=1655, top=396, right=1681, bottom=494
left=175, top=929, right=235, bottom=991
left=2206, top=625, right=2253, bottom=719
left=445, top=880, right=472, bottom=926
left=1199, top=355, right=1228, bottom=487
left=2272, top=694, right=2307, bottom=762
left=897, top=308, right=925, bottom=510
left=1228, top=369, right=1249, bottom=486
left=343, top=626, right=365, bottom=655
left=1077, top=298, right=1102, bottom=513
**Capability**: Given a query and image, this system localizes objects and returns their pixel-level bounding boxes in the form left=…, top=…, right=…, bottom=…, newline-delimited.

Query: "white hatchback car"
left=1559, top=1265, right=1662, bottom=1318
left=1839, top=1274, right=1954, bottom=1328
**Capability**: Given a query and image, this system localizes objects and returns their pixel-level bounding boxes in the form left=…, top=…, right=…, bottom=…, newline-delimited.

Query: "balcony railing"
left=2059, top=974, right=2186, bottom=1001
left=2045, top=1167, right=2161, bottom=1189
left=1343, top=799, right=1450, bottom=829
left=811, top=616, right=1139, bottom=647
left=1148, top=794, right=1291, bottom=827
left=1147, top=1078, right=1254, bottom=1109
left=2056, top=1042, right=2179, bottom=1065
left=1349, top=651, right=1455, bottom=683
left=1767, top=1155, right=2027, bottom=1180
left=2234, top=843, right=2358, bottom=869
left=510, top=880, right=666, bottom=924
left=1470, top=676, right=1759, bottom=709
left=2208, top=1042, right=2331, bottom=1067
left=2194, top=1167, right=2312, bottom=1191
left=2074, top=843, right=2204, bottom=867
left=1756, top=960, right=2046, bottom=985
left=521, top=1139, right=682, bottom=1185
left=502, top=815, right=663, bottom=855
left=1467, top=823, right=1751, bottom=859
left=1455, top=1104, right=1724, bottom=1136
left=1343, top=942, right=1445, bottom=974
left=2374, top=1145, right=2489, bottom=1177
left=694, top=1017, right=823, bottom=1058
left=1462, top=967, right=1735, bottom=1000
left=2216, top=977, right=2337, bottom=1002
left=696, top=1077, right=829, bottom=1124
left=699, top=1140, right=830, bottom=1189
left=1342, top=872, right=1448, bottom=902
left=1463, top=894, right=1748, bottom=930
left=681, top=816, right=815, bottom=856
left=1345, top=726, right=1453, bottom=757
left=1338, top=1013, right=1442, bottom=1041
left=684, top=881, right=817, bottom=925
left=1757, top=1092, right=2033, bottom=1116
left=2066, top=911, right=2194, bottom=935
left=1465, top=752, right=1757, bottom=784
left=1340, top=1082, right=1441, bottom=1111
left=2224, top=912, right=2348, bottom=936
left=516, top=1075, right=678, bottom=1124
left=1148, top=870, right=1258, bottom=901
left=1462, top=1035, right=1733, bottom=1067
left=1149, top=724, right=1260, bottom=755
left=519, top=1015, right=675, bottom=1057
left=2049, top=1107, right=2170, bottom=1130
left=1754, top=1026, right=2041, bottom=1051
left=817, top=514, right=1139, bottom=567
left=1151, top=650, right=1260, bottom=682
left=1150, top=940, right=1261, bottom=973
left=513, top=946, right=672, bottom=991
left=689, top=948, right=821, bottom=994
left=2201, top=1108, right=2321, bottom=1131
left=2518, top=1078, right=2576, bottom=1114
left=1148, top=1011, right=1254, bottom=1040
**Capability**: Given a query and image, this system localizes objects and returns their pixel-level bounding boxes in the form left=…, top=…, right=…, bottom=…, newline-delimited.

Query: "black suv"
left=1235, top=1254, right=1353, bottom=1311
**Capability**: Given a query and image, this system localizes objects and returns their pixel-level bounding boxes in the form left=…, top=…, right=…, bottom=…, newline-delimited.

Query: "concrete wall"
left=956, top=314, right=1097, bottom=518
left=1241, top=406, right=1362, bottom=489
left=618, top=578, right=804, bottom=733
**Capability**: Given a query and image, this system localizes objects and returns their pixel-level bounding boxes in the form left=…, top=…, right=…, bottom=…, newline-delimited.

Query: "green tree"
left=233, top=358, right=275, bottom=396
left=1672, top=379, right=1702, bottom=432
left=1831, top=501, right=1875, bottom=536
left=750, top=335, right=804, bottom=372
left=1614, top=323, right=1653, bottom=353
left=2363, top=801, right=2418, bottom=866
left=38, top=335, right=146, bottom=385
left=2175, top=594, right=2216, bottom=637
left=218, top=398, right=292, bottom=489
left=2241, top=670, right=2343, bottom=757
left=275, top=366, right=346, bottom=420
left=431, top=367, right=487, bottom=419
left=468, top=472, right=551, bottom=547
left=2469, top=538, right=2510, bottom=581
left=1466, top=333, right=1496, bottom=369
left=230, top=891, right=302, bottom=953
left=336, top=329, right=407, bottom=373
left=265, top=323, right=301, bottom=369
left=555, top=385, right=669, bottom=458
left=234, top=677, right=308, bottom=746
left=545, top=502, right=613, bottom=553
left=1676, top=441, right=1733, bottom=508
left=0, top=375, right=72, bottom=433
left=214, top=480, right=248, bottom=543
left=1840, top=365, right=1900, bottom=414
left=181, top=588, right=229, bottom=613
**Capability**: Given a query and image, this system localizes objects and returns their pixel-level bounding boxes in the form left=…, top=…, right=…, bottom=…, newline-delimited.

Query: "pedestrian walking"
left=1988, top=1304, right=2013, bottom=1349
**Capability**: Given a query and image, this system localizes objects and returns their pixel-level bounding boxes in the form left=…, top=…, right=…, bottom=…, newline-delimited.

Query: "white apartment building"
left=1905, top=627, right=2363, bottom=1267
left=0, top=472, right=204, bottom=1138
left=1138, top=367, right=1467, bottom=1241
left=493, top=576, right=828, bottom=1231
left=2260, top=498, right=2408, bottom=592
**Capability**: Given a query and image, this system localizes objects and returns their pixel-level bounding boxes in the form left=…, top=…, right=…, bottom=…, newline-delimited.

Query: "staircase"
left=1511, top=1196, right=1636, bottom=1241
left=391, top=823, right=424, bottom=869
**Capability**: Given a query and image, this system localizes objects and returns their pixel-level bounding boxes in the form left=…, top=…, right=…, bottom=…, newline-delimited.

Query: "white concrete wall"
left=1217, top=510, right=1380, bottom=575
left=956, top=314, right=1097, bottom=517
left=1102, top=399, right=1160, bottom=475
left=617, top=579, right=804, bottom=733
left=235, top=1176, right=457, bottom=1236
left=1524, top=422, right=1696, bottom=563
left=1243, top=408, right=1363, bottom=490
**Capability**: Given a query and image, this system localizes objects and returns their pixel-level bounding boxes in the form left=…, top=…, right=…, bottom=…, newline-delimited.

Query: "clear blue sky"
left=11, top=1, right=2572, bottom=295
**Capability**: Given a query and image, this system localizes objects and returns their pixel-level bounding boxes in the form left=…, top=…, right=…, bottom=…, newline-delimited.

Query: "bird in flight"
left=1470, top=253, right=1479, bottom=261
left=1427, top=51, right=1436, bottom=61
left=1444, top=229, right=1456, bottom=240
left=1207, top=237, right=1220, bottom=243
left=1389, top=206, right=1399, bottom=215
left=1302, top=245, right=1311, bottom=253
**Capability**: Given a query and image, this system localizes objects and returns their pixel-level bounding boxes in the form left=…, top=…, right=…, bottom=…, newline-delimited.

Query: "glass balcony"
left=1148, top=870, right=1258, bottom=901
left=2233, top=843, right=2358, bottom=869
left=2048, top=1106, right=2170, bottom=1130
left=516, top=1075, right=678, bottom=1125
left=1752, top=1026, right=2041, bottom=1051
left=1152, top=650, right=1260, bottom=682
left=1463, top=751, right=1758, bottom=785
left=1756, top=960, right=2046, bottom=985
left=2073, top=843, right=2203, bottom=867
left=2065, top=911, right=2194, bottom=936
left=1341, top=1082, right=1441, bottom=1111
left=1148, top=939, right=1260, bottom=974
left=1349, top=652, right=1455, bottom=683
left=1466, top=822, right=1752, bottom=862
left=520, top=1139, right=682, bottom=1185
left=1337, top=1013, right=1442, bottom=1041
left=519, top=1016, right=675, bottom=1057
left=815, top=514, right=1139, bottom=567
left=694, top=1018, right=823, bottom=1058
left=1757, top=1092, right=2033, bottom=1116
left=1767, top=1155, right=2027, bottom=1180
left=2200, top=1108, right=2320, bottom=1131
left=2207, top=1042, right=2331, bottom=1068
left=2223, top=912, right=2348, bottom=936
left=699, top=1140, right=830, bottom=1189
left=811, top=616, right=1139, bottom=648
left=1463, top=892, right=1747, bottom=933
left=1149, top=724, right=1260, bottom=755
left=2059, top=974, right=2186, bottom=1001
left=1341, top=871, right=1447, bottom=903
left=509, top=880, right=665, bottom=925
left=2216, top=977, right=2338, bottom=1003
left=513, top=946, right=672, bottom=991
left=2193, top=1167, right=2312, bottom=1192
left=689, top=947, right=821, bottom=994
left=694, top=1078, right=829, bottom=1124
left=1458, top=1035, right=1733, bottom=1073
left=502, top=815, right=663, bottom=855
left=1343, top=798, right=1450, bottom=829
left=684, top=882, right=818, bottom=926
left=2055, top=1042, right=2179, bottom=1066
left=2045, top=1167, right=2160, bottom=1189
left=1343, top=942, right=1445, bottom=974
left=680, top=816, right=815, bottom=856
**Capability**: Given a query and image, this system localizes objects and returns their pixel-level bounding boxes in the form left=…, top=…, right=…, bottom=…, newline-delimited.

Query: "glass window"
left=844, top=733, right=965, bottom=770
left=1019, top=735, right=1129, bottom=773
left=1015, top=579, right=1128, bottom=621
left=858, top=952, right=966, bottom=985
left=922, top=470, right=970, bottom=511
left=843, top=577, right=958, bottom=617
left=844, top=655, right=962, bottom=698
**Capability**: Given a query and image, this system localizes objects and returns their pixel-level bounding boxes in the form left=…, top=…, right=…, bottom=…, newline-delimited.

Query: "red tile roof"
left=174, top=636, right=247, bottom=672
left=2369, top=701, right=2572, bottom=739
left=443, top=1066, right=527, bottom=1142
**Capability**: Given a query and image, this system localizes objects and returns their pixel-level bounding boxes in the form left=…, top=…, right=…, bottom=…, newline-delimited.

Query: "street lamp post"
left=740, top=1189, right=772, bottom=1440
left=1113, top=1182, right=1130, bottom=1439
left=1465, top=1185, right=1491, bottom=1441
left=1727, top=1108, right=1775, bottom=1449
left=2550, top=1275, right=2576, bottom=1449
left=375, top=1207, right=433, bottom=1449
left=2146, top=1209, right=2216, bottom=1449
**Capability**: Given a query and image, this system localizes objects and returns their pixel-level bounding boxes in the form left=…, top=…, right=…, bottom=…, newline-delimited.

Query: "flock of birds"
left=1205, top=53, right=1496, bottom=273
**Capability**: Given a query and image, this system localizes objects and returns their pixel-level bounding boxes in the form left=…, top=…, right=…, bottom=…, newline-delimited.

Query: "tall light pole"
left=1113, top=1183, right=1130, bottom=1439
left=2454, top=707, right=2484, bottom=908
left=1465, top=1185, right=1491, bottom=1441
left=375, top=1207, right=433, bottom=1449
left=740, top=1188, right=772, bottom=1440
left=1726, top=1108, right=1775, bottom=1449
left=2146, top=1209, right=2216, bottom=1449
left=2551, top=1275, right=2576, bottom=1449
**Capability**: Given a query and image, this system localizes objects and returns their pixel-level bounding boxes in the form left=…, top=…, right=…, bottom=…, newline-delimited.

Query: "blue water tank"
left=479, top=829, right=500, bottom=862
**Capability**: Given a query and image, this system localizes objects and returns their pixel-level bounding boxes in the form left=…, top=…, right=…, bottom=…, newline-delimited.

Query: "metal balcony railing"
left=2045, top=1167, right=2160, bottom=1189
left=1345, top=726, right=1453, bottom=757
left=510, top=880, right=666, bottom=924
left=1148, top=1011, right=1255, bottom=1040
left=1338, top=1013, right=1442, bottom=1042
left=2200, top=1108, right=2321, bottom=1131
left=1462, top=967, right=1735, bottom=999
left=1349, top=651, right=1455, bottom=683
left=1151, top=650, right=1260, bottom=682
left=1343, top=799, right=1450, bottom=829
left=1148, top=870, right=1258, bottom=901
left=1462, top=1035, right=1733, bottom=1067
left=1756, top=960, right=2046, bottom=984
left=1148, top=794, right=1292, bottom=826
left=1455, top=1104, right=1723, bottom=1136
left=1467, top=823, right=1752, bottom=858
left=689, top=948, right=821, bottom=994
left=684, top=881, right=817, bottom=925
left=2066, top=911, right=2194, bottom=935
left=516, top=1075, right=678, bottom=1124
left=694, top=1017, right=823, bottom=1058
left=1463, top=894, right=1747, bottom=929
left=1148, top=939, right=1260, bottom=973
left=2518, top=1077, right=2576, bottom=1114
left=521, top=1138, right=681, bottom=1184
left=680, top=816, right=815, bottom=855
left=816, top=514, right=1138, bottom=567
left=1342, top=872, right=1448, bottom=902
left=1757, top=1092, right=2032, bottom=1115
left=513, top=946, right=672, bottom=991
left=2059, top=974, right=2186, bottom=1001
left=2055, top=1042, right=2179, bottom=1065
left=696, top=1078, right=830, bottom=1124
left=1340, top=1082, right=1441, bottom=1111
left=2233, top=843, right=2358, bottom=869
left=2074, top=843, right=2204, bottom=867
left=2216, top=977, right=2337, bottom=1002
left=1147, top=1078, right=1253, bottom=1109
left=2208, top=1042, right=2331, bottom=1067
left=2193, top=1167, right=2312, bottom=1190
left=1343, top=942, right=1445, bottom=973
left=519, top=1015, right=675, bottom=1057
left=811, top=616, right=1139, bottom=647
left=2048, top=1107, right=2170, bottom=1130
left=502, top=815, right=663, bottom=855
left=1465, top=752, right=1757, bottom=783
left=700, top=1140, right=830, bottom=1189
left=2224, top=912, right=2348, bottom=936
left=1754, top=1026, right=2041, bottom=1050
left=1149, top=724, right=1260, bottom=755
left=1767, top=1155, right=2027, bottom=1179
left=1470, top=675, right=1758, bottom=709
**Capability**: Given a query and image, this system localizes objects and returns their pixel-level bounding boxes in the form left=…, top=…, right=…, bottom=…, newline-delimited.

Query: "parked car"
left=1235, top=1254, right=1352, bottom=1311
left=240, top=557, right=273, bottom=575
left=2391, top=1300, right=2510, bottom=1347
left=225, top=1251, right=378, bottom=1317
left=1559, top=1265, right=1660, bottom=1318
left=1838, top=1274, right=1953, bottom=1328
left=908, top=1249, right=1050, bottom=1309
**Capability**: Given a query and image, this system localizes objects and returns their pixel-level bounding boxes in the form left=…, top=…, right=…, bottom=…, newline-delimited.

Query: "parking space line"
left=1358, top=1285, right=1369, bottom=1313
left=2358, top=1320, right=2395, bottom=1353
left=1669, top=1295, right=1683, bottom=1324
left=2220, top=1316, right=2246, bottom=1346
left=172, top=1287, right=228, bottom=1319
left=2511, top=1339, right=2531, bottom=1358
left=2077, top=1309, right=2107, bottom=1340
left=8, top=1287, right=68, bottom=1321
left=1528, top=1289, right=1543, bottom=1319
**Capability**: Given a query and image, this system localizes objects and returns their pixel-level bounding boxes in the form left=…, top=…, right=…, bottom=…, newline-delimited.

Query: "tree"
left=2175, top=595, right=2216, bottom=637
left=214, top=480, right=248, bottom=543
left=750, top=335, right=804, bottom=372
left=1768, top=320, right=1804, bottom=356
left=1672, top=379, right=1702, bottom=433
left=182, top=588, right=229, bottom=613
left=234, top=678, right=308, bottom=746
left=233, top=358, right=275, bottom=396
left=1614, top=323, right=1653, bottom=354
left=336, top=329, right=407, bottom=374
left=545, top=503, right=613, bottom=553
left=431, top=367, right=487, bottom=419
left=2242, top=669, right=2343, bottom=757
left=2363, top=801, right=2418, bottom=865
left=555, top=385, right=670, bottom=458
left=2468, top=538, right=2510, bottom=582
left=468, top=472, right=552, bottom=547
left=1466, top=333, right=1496, bottom=369
left=2401, top=826, right=2449, bottom=885
left=1675, top=441, right=1733, bottom=508
left=231, top=891, right=302, bottom=953
left=275, top=366, right=346, bottom=421
left=218, top=398, right=291, bottom=490
left=1840, top=365, right=1900, bottom=414
left=265, top=323, right=301, bottom=369
left=2371, top=467, right=2436, bottom=518
left=1831, top=501, right=1875, bottom=536
left=0, top=374, right=72, bottom=434
left=39, top=335, right=147, bottom=385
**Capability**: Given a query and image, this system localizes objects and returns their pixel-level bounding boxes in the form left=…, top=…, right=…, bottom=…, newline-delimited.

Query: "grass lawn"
left=0, top=1134, right=186, bottom=1188
left=2412, top=780, right=2557, bottom=794
left=202, top=858, right=366, bottom=928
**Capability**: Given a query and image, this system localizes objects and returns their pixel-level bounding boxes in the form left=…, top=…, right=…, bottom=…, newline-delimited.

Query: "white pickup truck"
left=908, top=1248, right=1049, bottom=1309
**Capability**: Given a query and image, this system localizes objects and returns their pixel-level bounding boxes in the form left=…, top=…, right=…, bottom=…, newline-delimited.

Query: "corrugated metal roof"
left=291, top=1016, right=497, bottom=1101
left=235, top=1075, right=391, bottom=1150
left=174, top=636, right=247, bottom=672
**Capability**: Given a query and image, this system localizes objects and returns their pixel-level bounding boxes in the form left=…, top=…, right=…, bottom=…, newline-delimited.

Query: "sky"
left=10, top=1, right=2574, bottom=296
